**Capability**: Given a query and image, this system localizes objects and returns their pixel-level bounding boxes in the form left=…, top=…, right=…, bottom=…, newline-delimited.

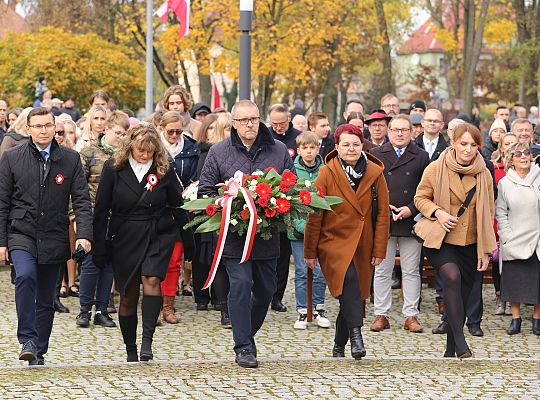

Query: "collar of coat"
left=324, top=149, right=385, bottom=215
left=28, top=137, right=63, bottom=162
left=378, top=141, right=419, bottom=155
left=230, top=123, right=276, bottom=149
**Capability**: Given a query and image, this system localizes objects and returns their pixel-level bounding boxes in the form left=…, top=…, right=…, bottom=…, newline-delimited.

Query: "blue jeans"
left=12, top=250, right=61, bottom=357
left=291, top=240, right=327, bottom=311
left=224, top=257, right=277, bottom=354
left=78, top=253, right=114, bottom=313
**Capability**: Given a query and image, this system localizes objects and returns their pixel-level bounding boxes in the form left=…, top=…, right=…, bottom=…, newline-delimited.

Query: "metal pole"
left=145, top=0, right=154, bottom=116
left=239, top=0, right=253, bottom=100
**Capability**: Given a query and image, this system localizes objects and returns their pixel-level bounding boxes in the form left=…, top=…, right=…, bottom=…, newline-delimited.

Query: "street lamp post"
left=239, top=0, right=253, bottom=100
left=145, top=0, right=154, bottom=116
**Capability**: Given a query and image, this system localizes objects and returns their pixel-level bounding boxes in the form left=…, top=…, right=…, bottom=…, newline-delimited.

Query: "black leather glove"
left=181, top=227, right=196, bottom=263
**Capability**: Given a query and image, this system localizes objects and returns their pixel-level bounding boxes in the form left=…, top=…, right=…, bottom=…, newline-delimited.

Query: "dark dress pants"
left=224, top=257, right=277, bottom=354
left=12, top=250, right=61, bottom=357
left=338, top=264, right=364, bottom=328
left=273, top=233, right=291, bottom=302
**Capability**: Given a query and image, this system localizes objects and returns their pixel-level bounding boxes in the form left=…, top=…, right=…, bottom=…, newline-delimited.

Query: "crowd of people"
left=0, top=84, right=539, bottom=369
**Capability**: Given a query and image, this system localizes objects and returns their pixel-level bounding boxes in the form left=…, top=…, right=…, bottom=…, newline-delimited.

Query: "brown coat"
left=304, top=151, right=390, bottom=299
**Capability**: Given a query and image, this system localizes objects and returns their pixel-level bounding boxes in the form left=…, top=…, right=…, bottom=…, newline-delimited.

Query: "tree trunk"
left=321, top=64, right=340, bottom=127
left=221, top=79, right=238, bottom=111
left=198, top=72, right=212, bottom=106
left=373, top=0, right=395, bottom=94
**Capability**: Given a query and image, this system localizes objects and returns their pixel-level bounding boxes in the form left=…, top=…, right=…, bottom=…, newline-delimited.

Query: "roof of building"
left=0, top=4, right=29, bottom=38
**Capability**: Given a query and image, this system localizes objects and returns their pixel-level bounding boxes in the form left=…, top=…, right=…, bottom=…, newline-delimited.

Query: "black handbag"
left=411, top=186, right=477, bottom=243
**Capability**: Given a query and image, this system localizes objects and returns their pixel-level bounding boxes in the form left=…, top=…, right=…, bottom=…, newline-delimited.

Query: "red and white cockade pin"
left=145, top=174, right=158, bottom=191
left=55, top=174, right=65, bottom=185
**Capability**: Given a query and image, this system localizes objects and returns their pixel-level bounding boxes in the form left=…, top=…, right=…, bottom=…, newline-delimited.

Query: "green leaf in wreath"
left=194, top=213, right=222, bottom=233
left=181, top=197, right=216, bottom=211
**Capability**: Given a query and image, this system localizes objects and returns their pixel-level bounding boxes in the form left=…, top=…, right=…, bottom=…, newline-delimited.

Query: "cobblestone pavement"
left=0, top=267, right=538, bottom=399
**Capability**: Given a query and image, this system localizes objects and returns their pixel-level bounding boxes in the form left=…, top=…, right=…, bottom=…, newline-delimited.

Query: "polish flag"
left=211, top=78, right=222, bottom=110
left=156, top=0, right=190, bottom=39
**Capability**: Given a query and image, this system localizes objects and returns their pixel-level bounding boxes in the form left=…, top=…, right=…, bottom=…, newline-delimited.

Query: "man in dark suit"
left=370, top=115, right=430, bottom=333
left=307, top=112, right=333, bottom=160
left=0, top=107, right=92, bottom=366
left=415, top=108, right=448, bottom=161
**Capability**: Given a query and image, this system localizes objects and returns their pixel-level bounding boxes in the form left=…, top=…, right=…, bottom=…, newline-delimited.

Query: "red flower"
left=257, top=196, right=269, bottom=207
left=266, top=167, right=277, bottom=173
left=299, top=190, right=312, bottom=205
left=281, top=171, right=297, bottom=186
left=276, top=198, right=291, bottom=214
left=248, top=175, right=259, bottom=183
left=241, top=209, right=250, bottom=221
left=255, top=182, right=272, bottom=198
left=317, top=185, right=325, bottom=198
left=279, top=182, right=291, bottom=193
left=265, top=208, right=277, bottom=218
left=205, top=204, right=217, bottom=216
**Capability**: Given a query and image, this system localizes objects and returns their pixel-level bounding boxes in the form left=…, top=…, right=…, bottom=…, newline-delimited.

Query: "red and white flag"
left=211, top=78, right=222, bottom=110
left=156, top=0, right=190, bottom=39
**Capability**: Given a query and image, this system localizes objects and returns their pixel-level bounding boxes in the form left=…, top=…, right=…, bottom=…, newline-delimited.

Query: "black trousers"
left=273, top=233, right=291, bottom=302
left=337, top=264, right=363, bottom=328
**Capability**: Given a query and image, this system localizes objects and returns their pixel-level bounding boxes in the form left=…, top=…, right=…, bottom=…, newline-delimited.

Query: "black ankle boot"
left=333, top=313, right=348, bottom=357
left=443, top=331, right=456, bottom=358
left=533, top=319, right=540, bottom=335
left=119, top=315, right=138, bottom=362
left=348, top=327, right=366, bottom=360
left=507, top=317, right=522, bottom=335
left=220, top=303, right=232, bottom=328
left=140, top=296, right=163, bottom=361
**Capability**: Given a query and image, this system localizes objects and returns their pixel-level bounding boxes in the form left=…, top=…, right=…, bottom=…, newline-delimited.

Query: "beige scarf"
left=160, top=131, right=184, bottom=159
left=434, top=147, right=496, bottom=258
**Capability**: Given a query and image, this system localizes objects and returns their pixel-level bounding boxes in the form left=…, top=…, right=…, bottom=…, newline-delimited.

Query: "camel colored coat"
left=304, top=151, right=390, bottom=299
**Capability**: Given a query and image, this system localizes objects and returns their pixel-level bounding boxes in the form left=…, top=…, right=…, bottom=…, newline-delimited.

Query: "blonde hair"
left=296, top=131, right=319, bottom=147
left=492, top=133, right=517, bottom=163
left=114, top=122, right=170, bottom=178
left=159, top=111, right=184, bottom=129
left=83, top=105, right=108, bottom=140
left=504, top=142, right=531, bottom=172
left=212, top=113, right=232, bottom=144
left=10, top=107, right=33, bottom=134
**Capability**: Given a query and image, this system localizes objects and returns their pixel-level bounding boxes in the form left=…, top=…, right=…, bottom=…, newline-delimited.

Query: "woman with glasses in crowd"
left=496, top=142, right=540, bottom=336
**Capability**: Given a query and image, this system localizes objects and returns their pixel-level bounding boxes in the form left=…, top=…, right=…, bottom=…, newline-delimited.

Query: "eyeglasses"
left=339, top=143, right=362, bottom=149
left=390, top=128, right=411, bottom=134
left=423, top=119, right=442, bottom=124
left=382, top=103, right=399, bottom=108
left=513, top=149, right=531, bottom=158
left=270, top=120, right=289, bottom=128
left=234, top=117, right=260, bottom=125
left=29, top=123, right=55, bottom=131
left=55, top=130, right=65, bottom=136
left=369, top=123, right=387, bottom=129
left=166, top=129, right=183, bottom=136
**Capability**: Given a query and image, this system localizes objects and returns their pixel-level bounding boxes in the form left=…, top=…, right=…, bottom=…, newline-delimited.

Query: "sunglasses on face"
left=55, top=130, right=64, bottom=136
left=513, top=149, right=531, bottom=158
left=166, top=129, right=183, bottom=136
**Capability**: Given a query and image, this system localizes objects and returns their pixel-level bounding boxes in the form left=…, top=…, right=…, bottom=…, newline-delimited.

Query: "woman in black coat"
left=93, top=123, right=186, bottom=362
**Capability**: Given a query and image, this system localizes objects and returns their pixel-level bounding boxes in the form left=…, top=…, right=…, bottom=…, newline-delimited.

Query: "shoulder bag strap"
left=456, top=186, right=477, bottom=218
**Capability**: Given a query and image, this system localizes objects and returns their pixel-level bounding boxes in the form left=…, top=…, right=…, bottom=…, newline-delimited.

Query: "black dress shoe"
left=235, top=349, right=258, bottom=368
left=533, top=318, right=540, bottom=335
left=467, top=324, right=484, bottom=337
left=432, top=321, right=448, bottom=334
left=196, top=303, right=209, bottom=311
left=391, top=277, right=402, bottom=290
left=19, top=340, right=37, bottom=361
left=76, top=311, right=91, bottom=328
left=94, top=312, right=117, bottom=328
left=54, top=297, right=70, bottom=313
left=220, top=309, right=232, bottom=329
left=28, top=357, right=45, bottom=366
left=507, top=317, right=522, bottom=335
left=332, top=344, right=345, bottom=357
left=271, top=299, right=287, bottom=312
left=348, top=327, right=366, bottom=360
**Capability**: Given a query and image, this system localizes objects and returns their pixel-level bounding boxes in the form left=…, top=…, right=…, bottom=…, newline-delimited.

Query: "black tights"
left=439, top=262, right=472, bottom=355
left=119, top=276, right=161, bottom=316
left=212, top=266, right=230, bottom=305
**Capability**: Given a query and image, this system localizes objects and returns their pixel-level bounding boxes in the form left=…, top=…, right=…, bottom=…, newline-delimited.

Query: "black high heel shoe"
left=348, top=327, right=366, bottom=360
left=507, top=318, right=522, bottom=335
left=332, top=343, right=345, bottom=357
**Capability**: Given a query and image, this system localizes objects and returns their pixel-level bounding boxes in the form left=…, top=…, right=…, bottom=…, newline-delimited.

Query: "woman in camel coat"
left=304, top=124, right=390, bottom=360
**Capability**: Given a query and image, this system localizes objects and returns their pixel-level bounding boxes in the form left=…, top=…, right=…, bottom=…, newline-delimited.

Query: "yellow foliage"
left=434, top=28, right=459, bottom=52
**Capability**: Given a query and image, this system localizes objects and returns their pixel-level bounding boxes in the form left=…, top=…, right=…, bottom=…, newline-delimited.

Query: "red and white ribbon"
left=202, top=171, right=258, bottom=289
left=145, top=174, right=158, bottom=191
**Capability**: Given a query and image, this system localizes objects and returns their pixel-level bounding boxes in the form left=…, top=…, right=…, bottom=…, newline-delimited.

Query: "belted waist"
left=113, top=209, right=167, bottom=221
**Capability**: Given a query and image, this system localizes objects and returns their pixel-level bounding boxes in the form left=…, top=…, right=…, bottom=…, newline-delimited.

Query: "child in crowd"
left=289, top=131, right=330, bottom=329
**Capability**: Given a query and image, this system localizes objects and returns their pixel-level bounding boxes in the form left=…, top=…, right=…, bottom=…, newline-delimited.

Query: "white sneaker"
left=294, top=313, right=308, bottom=330
left=314, top=309, right=331, bottom=328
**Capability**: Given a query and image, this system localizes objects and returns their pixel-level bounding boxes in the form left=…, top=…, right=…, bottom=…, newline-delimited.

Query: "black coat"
left=195, top=141, right=212, bottom=180
left=319, top=135, right=335, bottom=162
left=270, top=123, right=300, bottom=159
left=370, top=142, right=430, bottom=237
left=93, top=159, right=185, bottom=293
left=415, top=133, right=448, bottom=162
left=172, top=135, right=198, bottom=188
left=198, top=123, right=295, bottom=260
left=0, top=139, right=92, bottom=263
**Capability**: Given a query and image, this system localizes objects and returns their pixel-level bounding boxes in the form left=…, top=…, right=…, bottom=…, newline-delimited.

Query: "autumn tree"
left=0, top=27, right=145, bottom=109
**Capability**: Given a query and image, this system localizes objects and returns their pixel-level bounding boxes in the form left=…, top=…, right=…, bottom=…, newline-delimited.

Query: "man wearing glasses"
left=267, top=104, right=301, bottom=313
left=369, top=115, right=430, bottom=333
left=0, top=107, right=92, bottom=365
left=199, top=100, right=294, bottom=368
left=415, top=108, right=448, bottom=162
left=380, top=94, right=401, bottom=116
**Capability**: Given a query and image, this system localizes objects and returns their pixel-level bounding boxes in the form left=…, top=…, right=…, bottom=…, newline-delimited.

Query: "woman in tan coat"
left=304, top=124, right=390, bottom=360
left=414, top=123, right=496, bottom=359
